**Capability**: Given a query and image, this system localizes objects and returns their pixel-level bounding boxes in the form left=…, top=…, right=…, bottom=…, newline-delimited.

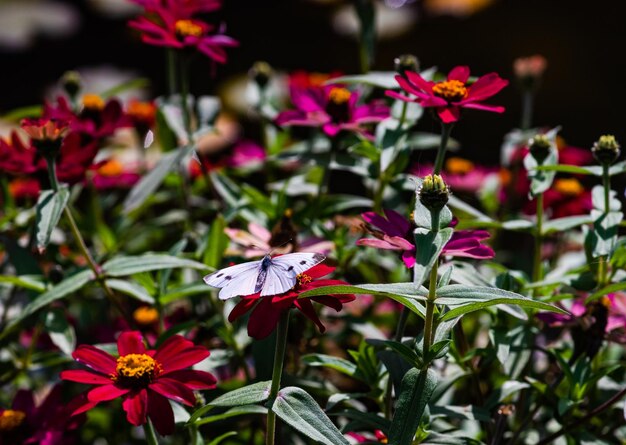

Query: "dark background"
left=1, top=0, right=625, bottom=162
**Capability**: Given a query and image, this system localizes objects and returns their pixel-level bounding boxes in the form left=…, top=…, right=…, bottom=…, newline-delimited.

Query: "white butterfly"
left=203, top=252, right=325, bottom=300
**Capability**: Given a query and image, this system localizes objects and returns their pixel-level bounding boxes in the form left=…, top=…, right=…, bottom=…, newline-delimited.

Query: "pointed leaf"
left=102, top=254, right=209, bottom=277
left=35, top=186, right=70, bottom=250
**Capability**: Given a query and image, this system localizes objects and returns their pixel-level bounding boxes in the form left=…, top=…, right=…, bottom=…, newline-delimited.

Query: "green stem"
left=143, top=419, right=160, bottom=445
left=180, top=56, right=192, bottom=139
left=373, top=173, right=387, bottom=215
left=46, top=157, right=59, bottom=192
left=384, top=306, right=411, bottom=417
left=532, top=193, right=544, bottom=286
left=422, top=208, right=440, bottom=359
left=433, top=123, right=453, bottom=175
left=602, top=164, right=610, bottom=213
left=521, top=91, right=534, bottom=131
left=266, top=311, right=290, bottom=445
left=166, top=49, right=178, bottom=97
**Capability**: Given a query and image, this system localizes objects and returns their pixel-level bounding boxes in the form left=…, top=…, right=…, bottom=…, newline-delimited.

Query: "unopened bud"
left=513, top=55, right=547, bottom=90
left=419, top=174, right=449, bottom=211
left=528, top=134, right=551, bottom=163
left=592, top=135, right=621, bottom=165
left=394, top=54, right=419, bottom=78
left=249, top=61, right=272, bottom=89
left=61, top=71, right=82, bottom=99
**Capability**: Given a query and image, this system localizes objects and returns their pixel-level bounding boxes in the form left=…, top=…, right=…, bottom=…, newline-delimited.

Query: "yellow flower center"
left=445, top=157, right=474, bottom=175
left=328, top=87, right=351, bottom=105
left=175, top=19, right=203, bottom=37
left=127, top=101, right=155, bottom=122
left=114, top=354, right=161, bottom=388
left=82, top=94, right=105, bottom=111
left=553, top=178, right=584, bottom=197
left=133, top=307, right=159, bottom=326
left=297, top=273, right=313, bottom=286
left=432, top=80, right=468, bottom=102
left=97, top=159, right=124, bottom=177
left=0, top=410, right=26, bottom=432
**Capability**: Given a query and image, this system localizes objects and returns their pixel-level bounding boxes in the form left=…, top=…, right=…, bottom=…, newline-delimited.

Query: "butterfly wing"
left=260, top=252, right=325, bottom=297
left=203, top=260, right=262, bottom=300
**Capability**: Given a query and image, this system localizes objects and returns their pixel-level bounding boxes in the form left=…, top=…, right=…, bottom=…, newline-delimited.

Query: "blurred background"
left=0, top=0, right=624, bottom=163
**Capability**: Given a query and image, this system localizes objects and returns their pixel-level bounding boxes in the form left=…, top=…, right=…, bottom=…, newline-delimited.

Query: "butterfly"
left=203, top=252, right=325, bottom=300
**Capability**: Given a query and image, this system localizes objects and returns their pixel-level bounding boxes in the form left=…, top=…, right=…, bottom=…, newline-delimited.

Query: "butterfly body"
left=204, top=252, right=325, bottom=300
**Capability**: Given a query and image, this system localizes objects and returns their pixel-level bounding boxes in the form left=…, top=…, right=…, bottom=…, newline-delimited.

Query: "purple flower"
left=539, top=294, right=626, bottom=335
left=275, top=85, right=389, bottom=139
left=356, top=209, right=495, bottom=267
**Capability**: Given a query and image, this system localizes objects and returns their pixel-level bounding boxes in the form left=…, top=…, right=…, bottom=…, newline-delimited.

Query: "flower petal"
left=73, top=345, right=117, bottom=375
left=461, top=102, right=505, bottom=113
left=154, top=335, right=209, bottom=373
left=247, top=297, right=292, bottom=339
left=147, top=391, right=175, bottom=436
left=87, top=385, right=129, bottom=403
left=447, top=66, right=470, bottom=83
left=164, top=370, right=217, bottom=390
left=117, top=331, right=147, bottom=356
left=149, top=378, right=196, bottom=406
left=122, top=389, right=148, bottom=426
left=228, top=297, right=259, bottom=322
left=60, top=370, right=113, bottom=385
left=293, top=299, right=325, bottom=332
left=437, top=106, right=460, bottom=123
left=465, top=73, right=508, bottom=102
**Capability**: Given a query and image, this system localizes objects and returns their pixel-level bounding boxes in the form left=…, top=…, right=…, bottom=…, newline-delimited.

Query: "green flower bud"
left=61, top=71, right=81, bottom=99
left=394, top=54, right=420, bottom=78
left=419, top=174, right=449, bottom=211
left=592, top=135, right=621, bottom=165
left=249, top=61, right=272, bottom=89
left=528, top=134, right=551, bottom=164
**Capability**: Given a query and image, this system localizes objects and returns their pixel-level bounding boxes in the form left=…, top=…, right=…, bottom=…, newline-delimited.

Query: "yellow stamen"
left=432, top=79, right=468, bottom=102
left=115, top=354, right=160, bottom=381
left=133, top=307, right=159, bottom=326
left=553, top=178, right=584, bottom=197
left=0, top=409, right=26, bottom=431
left=297, top=273, right=313, bottom=286
left=97, top=159, right=124, bottom=177
left=328, top=87, right=351, bottom=105
left=445, top=157, right=474, bottom=175
left=82, top=94, right=105, bottom=111
left=175, top=19, right=204, bottom=37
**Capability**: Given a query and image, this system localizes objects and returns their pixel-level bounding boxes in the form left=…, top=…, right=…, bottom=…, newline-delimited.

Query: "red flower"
left=20, top=118, right=69, bottom=144
left=131, top=0, right=222, bottom=16
left=387, top=66, right=508, bottom=123
left=60, top=331, right=217, bottom=436
left=228, top=264, right=355, bottom=340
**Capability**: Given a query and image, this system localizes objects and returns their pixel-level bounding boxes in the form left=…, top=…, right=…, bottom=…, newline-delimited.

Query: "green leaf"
left=123, top=147, right=193, bottom=213
left=195, top=405, right=267, bottom=426
left=588, top=282, right=626, bottom=302
left=524, top=144, right=558, bottom=197
left=100, top=78, right=150, bottom=99
left=331, top=409, right=390, bottom=432
left=535, top=164, right=599, bottom=175
left=413, top=228, right=454, bottom=286
left=388, top=368, right=437, bottom=445
left=0, top=275, right=46, bottom=292
left=271, top=386, right=349, bottom=445
left=0, top=269, right=94, bottom=341
left=102, top=254, right=209, bottom=277
left=329, top=71, right=399, bottom=89
left=105, top=279, right=154, bottom=303
left=369, top=339, right=421, bottom=368
left=35, top=186, right=70, bottom=250
left=206, top=432, right=238, bottom=445
left=301, top=354, right=357, bottom=376
left=43, top=308, right=76, bottom=356
left=542, top=215, right=592, bottom=234
left=589, top=210, right=622, bottom=257
left=1, top=105, right=43, bottom=122
left=204, top=214, right=229, bottom=269
left=159, top=283, right=211, bottom=305
left=592, top=185, right=622, bottom=212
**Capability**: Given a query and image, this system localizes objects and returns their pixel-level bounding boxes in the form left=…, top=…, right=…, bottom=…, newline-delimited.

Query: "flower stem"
left=266, top=310, right=290, bottom=445
left=143, top=419, right=160, bottom=445
left=45, top=157, right=59, bottom=192
left=433, top=123, right=453, bottom=175
left=521, top=91, right=534, bottom=131
left=166, top=49, right=178, bottom=97
left=602, top=164, right=611, bottom=213
left=422, top=208, right=440, bottom=359
left=532, top=193, right=544, bottom=287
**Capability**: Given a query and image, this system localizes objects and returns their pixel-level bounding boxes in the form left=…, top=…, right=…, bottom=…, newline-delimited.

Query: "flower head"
left=386, top=65, right=508, bottom=123
left=60, top=331, right=216, bottom=435
left=276, top=84, right=389, bottom=139
left=20, top=118, right=69, bottom=157
left=592, top=134, right=621, bottom=165
left=228, top=263, right=354, bottom=339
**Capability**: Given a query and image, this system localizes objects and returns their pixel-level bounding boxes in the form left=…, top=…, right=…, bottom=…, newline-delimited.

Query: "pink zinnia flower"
left=357, top=209, right=495, bottom=267
left=129, top=9, right=237, bottom=64
left=276, top=85, right=389, bottom=139
left=411, top=157, right=499, bottom=194
left=228, top=264, right=355, bottom=339
left=130, top=0, right=221, bottom=16
left=386, top=65, right=508, bottom=123
left=60, top=331, right=216, bottom=436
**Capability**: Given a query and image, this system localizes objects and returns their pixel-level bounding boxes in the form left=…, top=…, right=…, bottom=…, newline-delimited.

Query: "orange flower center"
left=297, top=273, right=313, bottom=286
left=432, top=79, right=468, bottom=102
left=0, top=410, right=26, bottom=432
left=82, top=94, right=105, bottom=111
left=328, top=87, right=351, bottom=105
left=175, top=19, right=203, bottom=37
left=445, top=157, right=474, bottom=175
left=133, top=307, right=159, bottom=325
left=114, top=354, right=162, bottom=388
left=127, top=101, right=156, bottom=122
left=97, top=159, right=124, bottom=177
left=553, top=178, right=584, bottom=197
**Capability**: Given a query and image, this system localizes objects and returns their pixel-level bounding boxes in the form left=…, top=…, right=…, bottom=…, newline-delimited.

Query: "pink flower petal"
left=60, top=370, right=113, bottom=385
left=149, top=378, right=196, bottom=406
left=147, top=391, right=175, bottom=436
left=164, top=370, right=217, bottom=390
left=87, top=385, right=129, bottom=403
left=154, top=335, right=209, bottom=373
left=73, top=345, right=116, bottom=375
left=447, top=66, right=471, bottom=83
left=122, top=389, right=148, bottom=426
left=117, top=331, right=146, bottom=356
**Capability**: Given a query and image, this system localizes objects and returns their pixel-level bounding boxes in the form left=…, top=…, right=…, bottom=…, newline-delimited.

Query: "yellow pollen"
left=175, top=19, right=204, bottom=37
left=115, top=354, right=160, bottom=380
left=432, top=79, right=468, bottom=102
left=127, top=101, right=155, bottom=122
left=445, top=157, right=474, bottom=175
left=553, top=178, right=584, bottom=197
left=297, top=273, right=313, bottom=286
left=600, top=296, right=612, bottom=308
left=0, top=409, right=26, bottom=431
left=97, top=159, right=124, bottom=177
left=328, top=87, right=351, bottom=105
left=82, top=94, right=105, bottom=111
left=133, top=307, right=159, bottom=325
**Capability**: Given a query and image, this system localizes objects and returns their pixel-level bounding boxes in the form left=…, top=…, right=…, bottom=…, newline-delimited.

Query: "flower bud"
left=61, top=71, right=82, bottom=99
left=394, top=54, right=419, bottom=78
left=528, top=134, right=551, bottom=164
left=592, top=134, right=621, bottom=165
left=513, top=55, right=547, bottom=90
left=419, top=174, right=449, bottom=211
left=20, top=118, right=69, bottom=159
left=249, top=61, right=272, bottom=89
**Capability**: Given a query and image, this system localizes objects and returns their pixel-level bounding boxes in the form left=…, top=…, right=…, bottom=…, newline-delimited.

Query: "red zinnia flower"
left=228, top=263, right=355, bottom=340
left=20, top=118, right=69, bottom=144
left=386, top=65, right=508, bottom=123
left=60, top=331, right=217, bottom=436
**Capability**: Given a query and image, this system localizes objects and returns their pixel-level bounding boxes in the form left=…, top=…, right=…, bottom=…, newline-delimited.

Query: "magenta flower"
left=539, top=294, right=626, bottom=334
left=129, top=8, right=237, bottom=64
left=357, top=209, right=495, bottom=267
left=130, top=0, right=221, bottom=16
left=411, top=157, right=499, bottom=195
left=60, top=331, right=216, bottom=436
left=275, top=85, right=389, bottom=139
left=386, top=66, right=508, bottom=123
